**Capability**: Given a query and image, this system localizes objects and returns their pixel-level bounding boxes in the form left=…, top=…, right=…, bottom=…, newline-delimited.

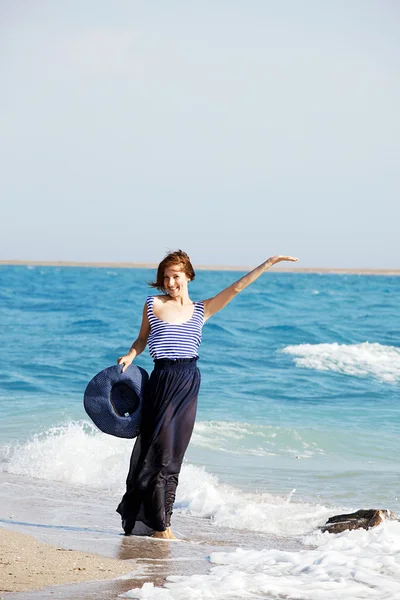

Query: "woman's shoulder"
left=147, top=294, right=169, bottom=307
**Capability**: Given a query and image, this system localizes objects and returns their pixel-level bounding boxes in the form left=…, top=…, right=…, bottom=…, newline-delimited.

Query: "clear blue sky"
left=1, top=1, right=399, bottom=268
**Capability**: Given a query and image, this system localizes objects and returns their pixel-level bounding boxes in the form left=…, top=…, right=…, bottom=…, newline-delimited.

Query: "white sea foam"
left=122, top=522, right=400, bottom=599
left=0, top=421, right=132, bottom=491
left=282, top=342, right=400, bottom=383
left=0, top=421, right=331, bottom=537
left=177, top=463, right=330, bottom=536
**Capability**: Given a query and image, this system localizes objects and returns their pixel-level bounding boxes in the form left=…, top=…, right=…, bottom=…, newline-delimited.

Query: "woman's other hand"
left=117, top=355, right=133, bottom=373
left=267, top=256, right=298, bottom=266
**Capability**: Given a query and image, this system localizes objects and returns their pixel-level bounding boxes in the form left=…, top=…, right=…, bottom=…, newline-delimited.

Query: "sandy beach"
left=1, top=259, right=399, bottom=275
left=0, top=528, right=135, bottom=594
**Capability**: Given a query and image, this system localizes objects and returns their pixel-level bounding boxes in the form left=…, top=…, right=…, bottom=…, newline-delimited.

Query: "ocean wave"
left=203, top=321, right=238, bottom=338
left=0, top=421, right=133, bottom=490
left=257, top=324, right=320, bottom=345
left=191, top=421, right=324, bottom=459
left=176, top=463, right=330, bottom=536
left=69, top=318, right=111, bottom=333
left=0, top=421, right=331, bottom=537
left=281, top=342, right=400, bottom=383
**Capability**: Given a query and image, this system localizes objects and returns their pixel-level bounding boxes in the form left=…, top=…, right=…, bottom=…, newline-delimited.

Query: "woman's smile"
left=163, top=265, right=190, bottom=298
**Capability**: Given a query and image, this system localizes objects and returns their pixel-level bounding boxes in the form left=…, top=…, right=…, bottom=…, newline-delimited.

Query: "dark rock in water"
left=321, top=509, right=399, bottom=534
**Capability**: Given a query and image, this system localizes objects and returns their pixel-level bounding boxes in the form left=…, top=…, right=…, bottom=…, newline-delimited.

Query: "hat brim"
left=84, top=364, right=149, bottom=438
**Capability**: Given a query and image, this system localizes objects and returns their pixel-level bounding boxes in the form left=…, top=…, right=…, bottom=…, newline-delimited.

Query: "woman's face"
left=163, top=264, right=190, bottom=297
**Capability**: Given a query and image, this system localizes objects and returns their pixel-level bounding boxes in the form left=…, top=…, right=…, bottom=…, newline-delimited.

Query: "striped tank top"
left=146, top=296, right=204, bottom=360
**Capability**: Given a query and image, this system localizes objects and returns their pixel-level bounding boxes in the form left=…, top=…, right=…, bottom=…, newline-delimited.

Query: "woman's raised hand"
left=117, top=355, right=133, bottom=373
left=267, top=256, right=299, bottom=266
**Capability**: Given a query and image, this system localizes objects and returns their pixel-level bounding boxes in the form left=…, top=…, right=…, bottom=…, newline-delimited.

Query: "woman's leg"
left=117, top=362, right=200, bottom=536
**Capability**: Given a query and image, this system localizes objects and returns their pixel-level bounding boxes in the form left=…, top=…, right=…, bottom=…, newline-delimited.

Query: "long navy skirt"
left=116, top=357, right=200, bottom=535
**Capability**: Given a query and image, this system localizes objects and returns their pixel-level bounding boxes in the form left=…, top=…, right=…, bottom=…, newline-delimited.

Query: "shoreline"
left=0, top=527, right=134, bottom=594
left=1, top=259, right=399, bottom=275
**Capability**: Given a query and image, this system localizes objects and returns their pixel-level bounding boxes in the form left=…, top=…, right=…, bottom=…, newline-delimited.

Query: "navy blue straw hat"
left=84, top=364, right=149, bottom=439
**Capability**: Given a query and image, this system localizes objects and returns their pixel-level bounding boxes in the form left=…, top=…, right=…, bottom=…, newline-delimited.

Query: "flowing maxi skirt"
left=116, top=357, right=200, bottom=535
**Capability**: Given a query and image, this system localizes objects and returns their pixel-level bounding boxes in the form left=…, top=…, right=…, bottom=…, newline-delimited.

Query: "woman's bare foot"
left=166, top=527, right=176, bottom=539
left=151, top=527, right=176, bottom=539
left=152, top=530, right=170, bottom=539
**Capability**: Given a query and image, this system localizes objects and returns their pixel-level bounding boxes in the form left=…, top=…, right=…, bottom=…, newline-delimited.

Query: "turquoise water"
left=2, top=265, right=400, bottom=599
left=1, top=265, right=399, bottom=511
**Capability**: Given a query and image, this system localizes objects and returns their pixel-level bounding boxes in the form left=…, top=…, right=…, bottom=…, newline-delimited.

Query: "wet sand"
left=0, top=259, right=399, bottom=275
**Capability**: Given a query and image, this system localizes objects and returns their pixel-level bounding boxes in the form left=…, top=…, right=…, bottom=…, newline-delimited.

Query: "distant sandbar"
left=0, top=260, right=399, bottom=275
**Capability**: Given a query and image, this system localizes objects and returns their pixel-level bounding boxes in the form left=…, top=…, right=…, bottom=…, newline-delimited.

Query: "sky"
left=1, top=1, right=399, bottom=268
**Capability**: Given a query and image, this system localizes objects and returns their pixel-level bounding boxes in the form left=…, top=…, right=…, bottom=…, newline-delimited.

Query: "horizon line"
left=1, top=259, right=400, bottom=275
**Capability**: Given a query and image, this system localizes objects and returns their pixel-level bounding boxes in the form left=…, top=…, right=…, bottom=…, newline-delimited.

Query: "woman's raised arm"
left=117, top=302, right=151, bottom=372
left=203, top=255, right=298, bottom=321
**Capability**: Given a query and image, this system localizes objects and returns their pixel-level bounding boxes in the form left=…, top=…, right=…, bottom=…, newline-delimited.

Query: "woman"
left=117, top=250, right=298, bottom=539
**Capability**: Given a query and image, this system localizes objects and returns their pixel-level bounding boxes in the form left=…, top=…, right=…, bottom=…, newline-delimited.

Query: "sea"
left=1, top=265, right=400, bottom=600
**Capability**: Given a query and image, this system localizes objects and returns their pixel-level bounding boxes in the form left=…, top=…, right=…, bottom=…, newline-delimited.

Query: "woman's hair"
left=149, top=250, right=196, bottom=292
